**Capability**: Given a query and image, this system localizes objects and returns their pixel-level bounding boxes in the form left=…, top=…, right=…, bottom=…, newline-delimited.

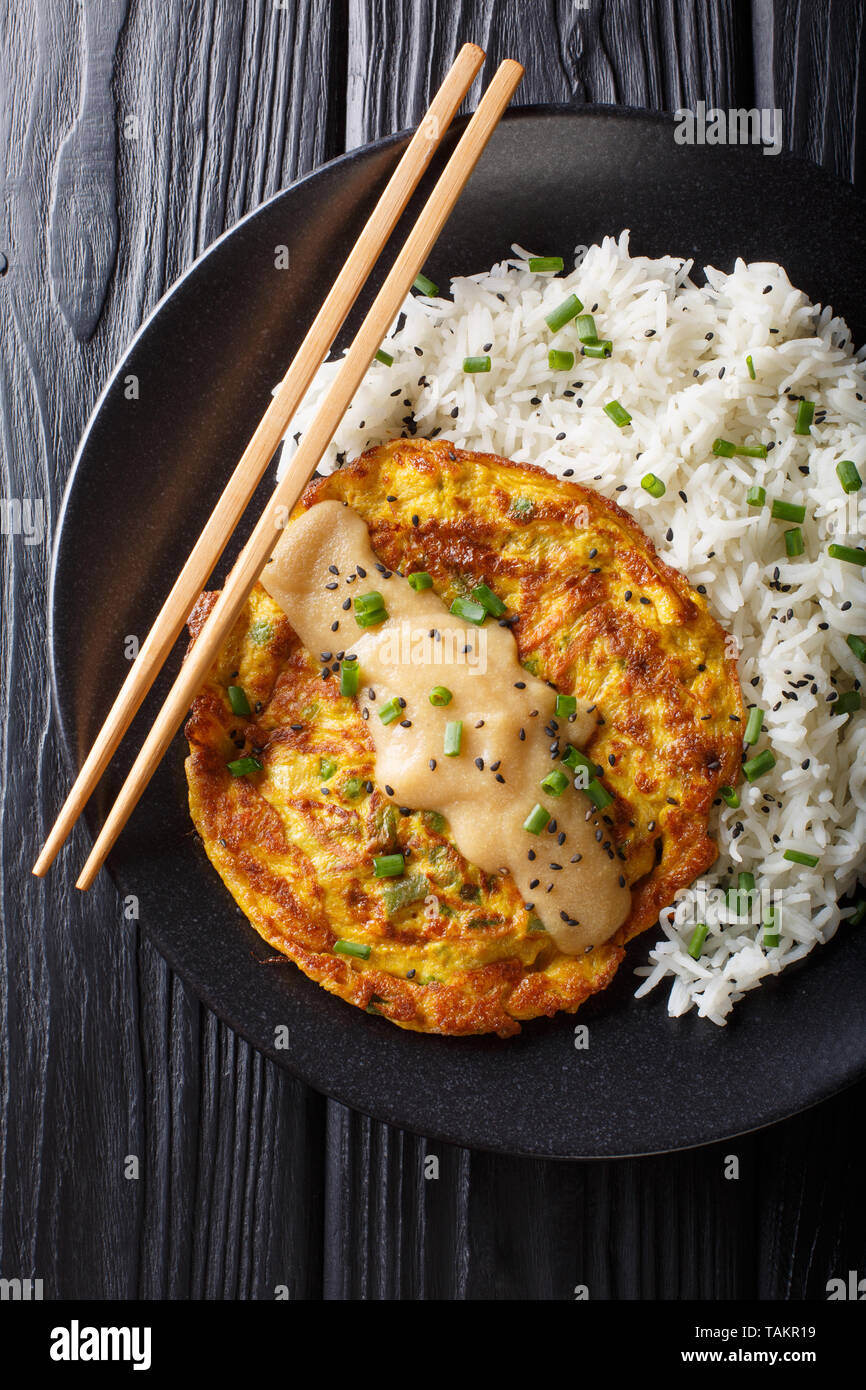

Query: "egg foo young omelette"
left=184, top=440, right=743, bottom=1036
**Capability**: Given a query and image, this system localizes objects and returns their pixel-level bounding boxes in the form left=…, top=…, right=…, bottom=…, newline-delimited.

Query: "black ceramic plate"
left=50, top=108, right=866, bottom=1157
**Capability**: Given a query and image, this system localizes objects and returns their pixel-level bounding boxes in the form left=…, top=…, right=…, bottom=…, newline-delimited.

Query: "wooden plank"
left=772, top=0, right=866, bottom=183
left=0, top=0, right=337, bottom=1299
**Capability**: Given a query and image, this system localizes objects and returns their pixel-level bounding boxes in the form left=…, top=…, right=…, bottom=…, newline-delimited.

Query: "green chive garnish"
left=443, top=720, right=462, bottom=757
left=846, top=634, right=866, bottom=662
left=746, top=485, right=766, bottom=508
left=378, top=697, right=402, bottom=725
left=407, top=571, right=432, bottom=590
left=374, top=853, right=405, bottom=878
left=227, top=755, right=262, bottom=777
left=763, top=907, right=780, bottom=948
left=576, top=314, right=597, bottom=342
left=334, top=938, right=371, bottom=959
left=585, top=779, right=614, bottom=809
left=340, top=660, right=359, bottom=697
left=604, top=400, right=631, bottom=428
left=743, top=748, right=776, bottom=781
left=834, top=691, right=862, bottom=716
left=687, top=923, right=709, bottom=959
left=561, top=746, right=594, bottom=775
left=523, top=803, right=551, bottom=835
left=227, top=685, right=251, bottom=717
left=450, top=596, right=486, bottom=624
left=714, top=438, right=767, bottom=459
left=374, top=348, right=394, bottom=367
left=548, top=348, right=575, bottom=371
left=582, top=339, right=613, bottom=358
left=641, top=473, right=666, bottom=498
left=744, top=707, right=764, bottom=745
left=354, top=591, right=387, bottom=626
left=771, top=499, right=806, bottom=523
left=463, top=355, right=492, bottom=373
left=746, top=354, right=756, bottom=380
left=837, top=460, right=863, bottom=494
left=428, top=686, right=452, bottom=706
left=794, top=399, right=815, bottom=435
left=719, top=785, right=740, bottom=808
left=471, top=583, right=507, bottom=617
left=355, top=608, right=388, bottom=628
left=545, top=293, right=583, bottom=333
left=849, top=899, right=866, bottom=927
left=413, top=272, right=439, bottom=297
left=528, top=256, right=564, bottom=273
left=540, top=768, right=569, bottom=796
left=784, top=527, right=804, bottom=557
left=828, top=544, right=866, bottom=567
left=555, top=693, right=577, bottom=718
left=738, top=871, right=755, bottom=894
left=783, top=848, right=820, bottom=867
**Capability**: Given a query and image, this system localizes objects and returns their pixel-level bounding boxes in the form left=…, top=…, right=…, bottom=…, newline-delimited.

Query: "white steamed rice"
left=275, top=230, right=866, bottom=1024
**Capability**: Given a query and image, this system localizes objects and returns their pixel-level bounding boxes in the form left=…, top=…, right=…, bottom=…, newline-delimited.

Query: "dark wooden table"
left=2, top=0, right=864, bottom=1301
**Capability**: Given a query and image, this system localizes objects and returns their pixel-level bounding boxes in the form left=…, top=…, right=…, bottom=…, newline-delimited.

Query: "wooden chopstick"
left=32, top=43, right=485, bottom=878
left=74, top=56, right=523, bottom=891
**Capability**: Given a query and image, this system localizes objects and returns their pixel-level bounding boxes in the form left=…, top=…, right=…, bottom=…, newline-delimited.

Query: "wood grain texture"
left=1, top=0, right=864, bottom=1305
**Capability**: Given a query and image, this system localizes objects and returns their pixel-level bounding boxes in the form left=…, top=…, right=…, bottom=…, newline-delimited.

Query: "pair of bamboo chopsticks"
left=33, top=46, right=524, bottom=890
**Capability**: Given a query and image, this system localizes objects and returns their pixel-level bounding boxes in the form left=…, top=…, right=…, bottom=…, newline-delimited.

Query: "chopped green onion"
left=340, top=660, right=359, bottom=697
left=641, top=472, right=666, bottom=498
left=227, top=755, right=262, bottom=777
left=450, top=596, right=486, bottom=624
left=794, top=399, right=815, bottom=435
left=771, top=499, right=806, bottom=523
left=846, top=634, right=866, bottom=662
left=334, top=938, right=371, bottom=959
left=719, top=785, right=740, bottom=808
left=746, top=485, right=766, bottom=508
left=545, top=293, right=583, bottom=333
left=555, top=693, right=577, bottom=718
left=354, top=591, right=384, bottom=613
left=714, top=438, right=767, bottom=459
left=443, top=720, right=462, bottom=756
left=603, top=400, right=631, bottom=428
left=576, top=314, right=597, bottom=342
left=540, top=768, right=569, bottom=796
left=763, top=907, right=780, bottom=948
left=687, top=923, right=709, bottom=959
left=373, top=853, right=405, bottom=878
left=344, top=777, right=362, bottom=798
left=378, top=697, right=402, bottom=725
left=227, top=685, right=251, bottom=717
left=428, top=685, right=452, bottom=706
left=585, top=779, right=614, bottom=810
left=471, top=583, right=507, bottom=617
left=746, top=354, right=756, bottom=380
left=738, top=870, right=755, bottom=893
left=784, top=527, right=805, bottom=557
left=383, top=874, right=428, bottom=914
left=355, top=607, right=388, bottom=628
left=561, top=746, right=594, bottom=775
left=582, top=340, right=613, bottom=358
left=848, top=898, right=866, bottom=927
left=783, top=848, right=819, bottom=867
left=463, top=355, right=491, bottom=373
left=836, top=459, right=863, bottom=494
left=407, top=571, right=433, bottom=590
left=413, top=272, right=439, bottom=297
left=374, top=348, right=394, bottom=367
left=744, top=707, right=764, bottom=745
left=742, top=748, right=776, bottom=782
left=833, top=691, right=862, bottom=716
left=319, top=757, right=337, bottom=781
left=523, top=803, right=551, bottom=835
left=528, top=256, right=564, bottom=273
left=828, top=543, right=866, bottom=567
left=548, top=348, right=575, bottom=371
